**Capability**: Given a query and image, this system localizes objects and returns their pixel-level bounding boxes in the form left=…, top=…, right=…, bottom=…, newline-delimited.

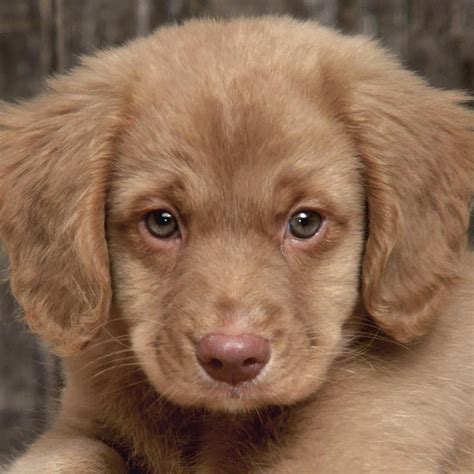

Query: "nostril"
left=208, top=358, right=223, bottom=369
left=242, top=357, right=258, bottom=367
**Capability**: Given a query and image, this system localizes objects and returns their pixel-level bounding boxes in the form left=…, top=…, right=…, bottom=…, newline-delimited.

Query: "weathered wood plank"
left=303, top=0, right=338, bottom=26
left=0, top=0, right=54, bottom=100
left=355, top=0, right=409, bottom=58
left=54, top=0, right=140, bottom=71
left=406, top=0, right=474, bottom=90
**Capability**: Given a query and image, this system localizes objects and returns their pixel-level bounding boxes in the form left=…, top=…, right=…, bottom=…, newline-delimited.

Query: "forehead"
left=110, top=66, right=361, bottom=223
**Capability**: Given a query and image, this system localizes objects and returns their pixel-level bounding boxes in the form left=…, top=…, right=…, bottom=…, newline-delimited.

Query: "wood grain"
left=0, top=0, right=53, bottom=99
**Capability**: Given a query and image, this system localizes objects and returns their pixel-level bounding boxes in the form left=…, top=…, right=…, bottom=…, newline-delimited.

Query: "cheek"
left=289, top=226, right=365, bottom=340
left=108, top=240, right=175, bottom=326
left=130, top=321, right=163, bottom=383
left=108, top=225, right=180, bottom=285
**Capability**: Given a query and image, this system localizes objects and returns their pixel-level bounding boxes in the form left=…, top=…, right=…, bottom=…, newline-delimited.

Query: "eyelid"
left=282, top=205, right=324, bottom=227
left=110, top=192, right=180, bottom=222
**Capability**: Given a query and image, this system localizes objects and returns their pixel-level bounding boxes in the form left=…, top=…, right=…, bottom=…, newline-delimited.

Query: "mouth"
left=192, top=372, right=276, bottom=412
left=208, top=379, right=260, bottom=399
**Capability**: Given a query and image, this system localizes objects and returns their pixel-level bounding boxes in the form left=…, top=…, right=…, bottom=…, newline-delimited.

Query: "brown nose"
left=196, top=334, right=270, bottom=386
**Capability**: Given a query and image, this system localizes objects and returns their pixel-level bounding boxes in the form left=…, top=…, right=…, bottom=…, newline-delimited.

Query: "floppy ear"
left=0, top=62, right=123, bottom=355
left=348, top=45, right=474, bottom=342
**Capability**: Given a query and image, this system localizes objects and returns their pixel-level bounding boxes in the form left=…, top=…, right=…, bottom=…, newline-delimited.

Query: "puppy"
left=1, top=17, right=473, bottom=473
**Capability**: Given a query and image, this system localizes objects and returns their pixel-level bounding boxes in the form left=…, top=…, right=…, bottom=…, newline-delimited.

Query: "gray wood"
left=55, top=0, right=141, bottom=71
left=350, top=0, right=409, bottom=58
left=405, top=0, right=474, bottom=90
left=0, top=0, right=54, bottom=100
left=53, top=0, right=177, bottom=72
left=303, top=0, right=338, bottom=26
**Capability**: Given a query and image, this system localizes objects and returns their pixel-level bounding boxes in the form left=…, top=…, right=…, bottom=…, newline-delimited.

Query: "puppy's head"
left=1, top=18, right=472, bottom=412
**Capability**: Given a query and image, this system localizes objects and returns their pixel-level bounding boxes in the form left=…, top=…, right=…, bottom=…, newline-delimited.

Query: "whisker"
left=76, top=350, right=137, bottom=374
left=104, top=377, right=151, bottom=397
left=92, top=362, right=145, bottom=380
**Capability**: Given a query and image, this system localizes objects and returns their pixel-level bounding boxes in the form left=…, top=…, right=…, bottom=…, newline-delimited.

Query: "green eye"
left=144, top=210, right=180, bottom=239
left=288, top=211, right=322, bottom=239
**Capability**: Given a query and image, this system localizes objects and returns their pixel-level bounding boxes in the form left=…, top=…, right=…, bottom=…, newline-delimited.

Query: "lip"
left=224, top=383, right=252, bottom=399
left=195, top=383, right=270, bottom=412
left=197, top=360, right=271, bottom=399
left=204, top=378, right=263, bottom=401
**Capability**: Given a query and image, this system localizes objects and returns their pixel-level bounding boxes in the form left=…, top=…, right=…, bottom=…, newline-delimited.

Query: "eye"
left=287, top=210, right=322, bottom=239
left=144, top=209, right=180, bottom=239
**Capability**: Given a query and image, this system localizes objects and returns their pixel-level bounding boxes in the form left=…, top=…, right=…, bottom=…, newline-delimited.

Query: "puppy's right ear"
left=0, top=60, right=124, bottom=355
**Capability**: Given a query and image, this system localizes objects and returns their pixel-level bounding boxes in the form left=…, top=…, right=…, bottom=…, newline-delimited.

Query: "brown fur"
left=1, top=17, right=473, bottom=473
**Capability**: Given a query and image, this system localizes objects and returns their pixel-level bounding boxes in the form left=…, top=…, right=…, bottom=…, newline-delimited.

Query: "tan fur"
left=1, top=17, right=473, bottom=473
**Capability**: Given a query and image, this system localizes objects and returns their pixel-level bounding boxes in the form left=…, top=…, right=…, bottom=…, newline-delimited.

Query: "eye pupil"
left=297, top=215, right=309, bottom=226
left=145, top=209, right=180, bottom=239
left=288, top=211, right=322, bottom=239
left=157, top=212, right=172, bottom=226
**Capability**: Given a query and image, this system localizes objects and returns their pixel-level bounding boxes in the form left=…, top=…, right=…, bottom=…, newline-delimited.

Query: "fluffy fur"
left=1, top=17, right=473, bottom=473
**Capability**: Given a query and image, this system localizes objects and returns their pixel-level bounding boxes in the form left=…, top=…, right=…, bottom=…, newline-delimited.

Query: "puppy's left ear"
left=0, top=59, right=124, bottom=355
left=347, top=44, right=474, bottom=342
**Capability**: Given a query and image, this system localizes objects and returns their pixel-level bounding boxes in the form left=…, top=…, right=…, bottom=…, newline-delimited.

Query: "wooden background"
left=0, top=0, right=473, bottom=464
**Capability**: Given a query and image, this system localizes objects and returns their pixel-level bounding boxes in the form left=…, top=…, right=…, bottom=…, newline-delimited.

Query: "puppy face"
left=107, top=76, right=365, bottom=411
left=1, top=18, right=472, bottom=414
